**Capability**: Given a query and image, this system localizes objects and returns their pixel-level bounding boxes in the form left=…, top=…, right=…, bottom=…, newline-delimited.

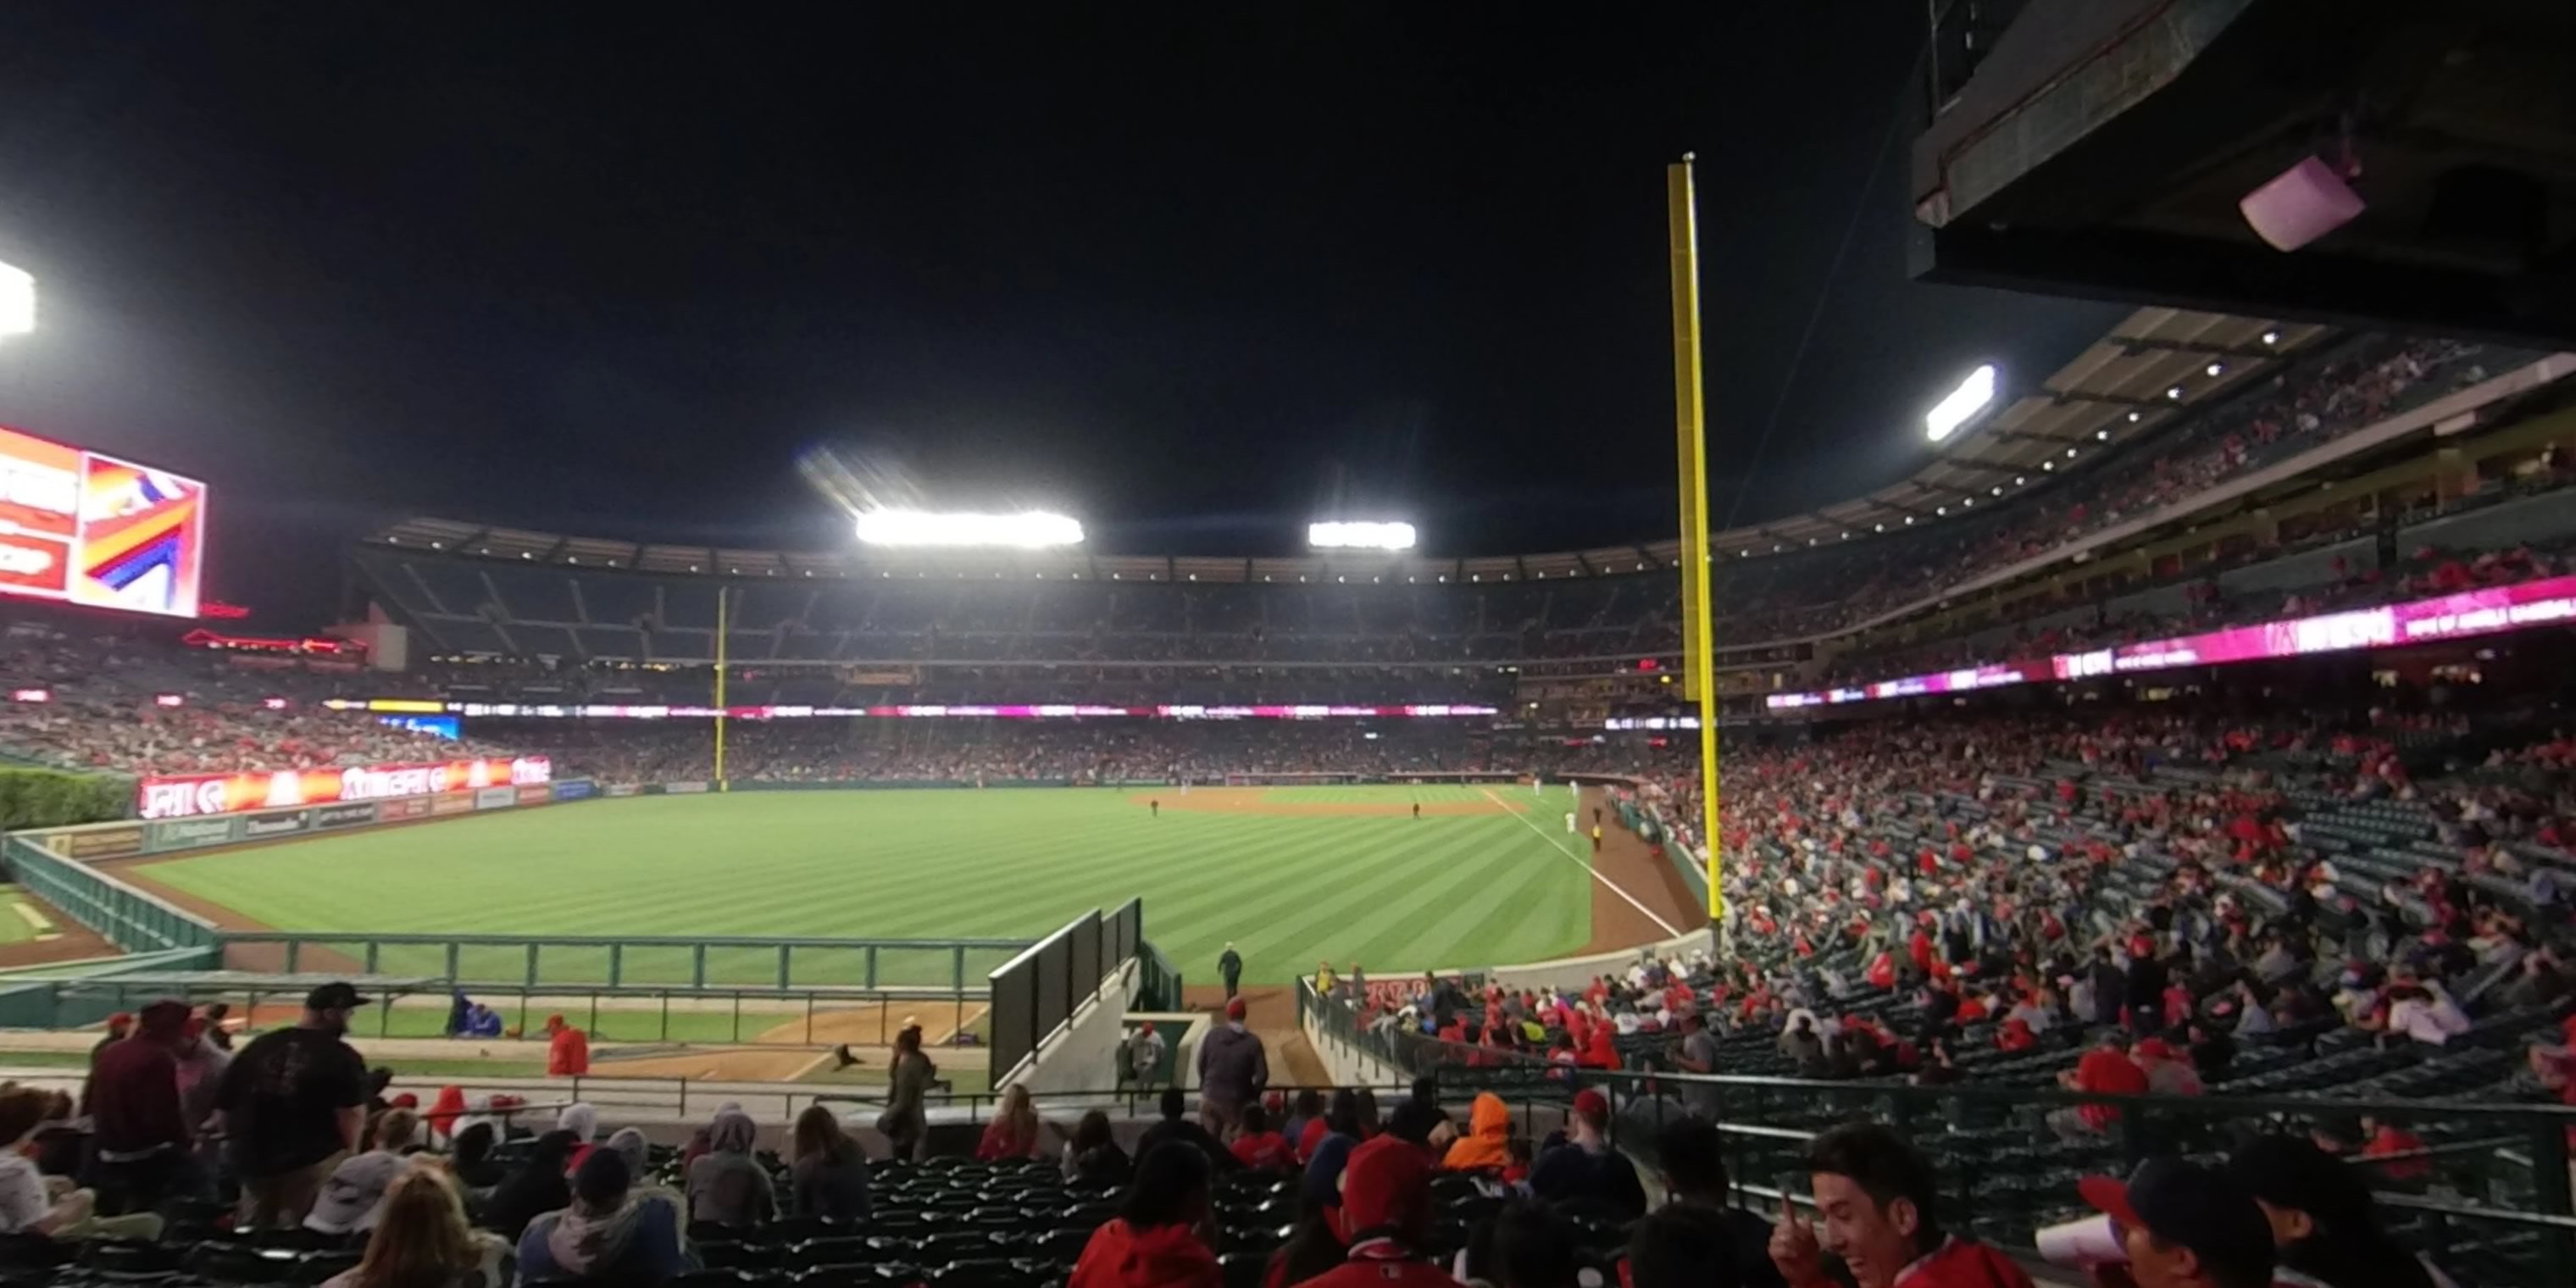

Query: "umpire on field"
left=1219, top=943, right=1243, bottom=1000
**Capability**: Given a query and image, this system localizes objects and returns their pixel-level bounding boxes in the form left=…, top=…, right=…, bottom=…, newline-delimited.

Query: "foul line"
left=1480, top=789, right=1684, bottom=939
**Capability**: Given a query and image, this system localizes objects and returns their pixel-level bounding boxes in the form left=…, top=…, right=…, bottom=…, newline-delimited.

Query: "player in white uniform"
left=1564, top=811, right=1578, bottom=835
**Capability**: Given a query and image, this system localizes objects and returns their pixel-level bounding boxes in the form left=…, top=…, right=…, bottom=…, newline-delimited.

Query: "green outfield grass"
left=139, top=785, right=1593, bottom=985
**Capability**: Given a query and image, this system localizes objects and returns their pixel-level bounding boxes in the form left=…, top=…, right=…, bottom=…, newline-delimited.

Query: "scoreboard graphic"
left=0, top=425, right=205, bottom=618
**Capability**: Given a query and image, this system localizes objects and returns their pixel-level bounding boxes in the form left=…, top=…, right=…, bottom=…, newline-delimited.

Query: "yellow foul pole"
left=1667, top=157, right=1723, bottom=924
left=713, top=586, right=730, bottom=791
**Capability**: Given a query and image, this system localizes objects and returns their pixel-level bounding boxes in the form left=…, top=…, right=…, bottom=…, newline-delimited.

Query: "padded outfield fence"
left=3, top=835, right=216, bottom=953
left=214, top=931, right=1027, bottom=991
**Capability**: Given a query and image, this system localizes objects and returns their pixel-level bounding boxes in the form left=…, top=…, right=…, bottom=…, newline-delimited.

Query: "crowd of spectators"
left=1284, top=693, right=2576, bottom=1285
left=501, top=721, right=1593, bottom=786
left=0, top=615, right=514, bottom=779
left=1829, top=531, right=2576, bottom=688
left=345, top=336, right=2530, bottom=689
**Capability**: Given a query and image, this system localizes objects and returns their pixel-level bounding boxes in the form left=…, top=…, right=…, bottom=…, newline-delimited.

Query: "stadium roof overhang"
left=1911, top=0, right=2576, bottom=347
left=364, top=305, right=2340, bottom=584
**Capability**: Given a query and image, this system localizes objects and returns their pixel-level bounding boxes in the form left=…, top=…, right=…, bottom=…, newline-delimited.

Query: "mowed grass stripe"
left=623, top=813, right=1152, bottom=936
left=1322, top=823, right=1562, bottom=971
left=1121, top=814, right=1404, bottom=926
left=1134, top=813, right=1515, bottom=960
left=1225, top=819, right=1543, bottom=970
left=1216, top=818, right=1500, bottom=965
left=143, top=790, right=1594, bottom=983
left=1489, top=858, right=1591, bottom=961
left=1340, top=820, right=1564, bottom=968
left=502, top=796, right=1175, bottom=937
left=834, top=814, right=1246, bottom=936
left=883, top=813, right=1250, bottom=930
left=1407, top=834, right=1588, bottom=969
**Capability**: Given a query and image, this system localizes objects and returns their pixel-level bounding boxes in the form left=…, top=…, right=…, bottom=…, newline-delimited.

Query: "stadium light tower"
left=852, top=508, right=1083, bottom=548
left=1924, top=363, right=1998, bottom=443
left=0, top=261, right=34, bottom=336
left=1307, top=521, right=1416, bottom=552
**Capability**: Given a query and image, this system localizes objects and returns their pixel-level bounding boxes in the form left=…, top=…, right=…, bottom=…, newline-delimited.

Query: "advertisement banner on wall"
left=53, top=825, right=147, bottom=860
left=661, top=781, right=710, bottom=795
left=379, top=797, right=433, bottom=821
left=429, top=793, right=475, bottom=817
left=312, top=802, right=380, bottom=830
left=602, top=784, right=641, bottom=797
left=147, top=816, right=242, bottom=852
left=136, top=756, right=553, bottom=820
left=552, top=779, right=597, bottom=802
left=474, top=786, right=518, bottom=810
left=514, top=784, right=552, bottom=807
left=239, top=808, right=311, bottom=839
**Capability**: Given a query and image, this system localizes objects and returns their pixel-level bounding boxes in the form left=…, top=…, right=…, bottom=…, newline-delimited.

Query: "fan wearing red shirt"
left=2357, top=1114, right=2430, bottom=1183
left=2050, top=1031, right=2148, bottom=1139
left=1069, top=1141, right=1221, bottom=1288
left=1769, top=1123, right=2031, bottom=1288
left=1288, top=1135, right=1457, bottom=1288
left=1230, top=1104, right=1294, bottom=1172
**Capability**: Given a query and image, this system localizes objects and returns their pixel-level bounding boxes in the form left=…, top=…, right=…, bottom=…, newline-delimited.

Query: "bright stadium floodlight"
left=0, top=261, right=32, bottom=336
left=1308, top=520, right=1417, bottom=551
left=852, top=508, right=1084, bottom=548
left=1924, top=363, right=1996, bottom=443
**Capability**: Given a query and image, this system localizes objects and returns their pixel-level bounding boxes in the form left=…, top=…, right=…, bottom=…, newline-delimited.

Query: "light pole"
left=0, top=260, right=33, bottom=337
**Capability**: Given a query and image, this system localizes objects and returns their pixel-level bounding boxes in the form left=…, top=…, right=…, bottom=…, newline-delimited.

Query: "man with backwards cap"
left=2076, top=1157, right=2284, bottom=1288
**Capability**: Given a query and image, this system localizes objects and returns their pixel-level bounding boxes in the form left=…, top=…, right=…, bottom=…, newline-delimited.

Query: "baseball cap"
left=307, top=982, right=372, bottom=1011
left=303, top=1148, right=404, bottom=1234
left=1572, top=1088, right=1610, bottom=1124
left=1225, top=997, right=1247, bottom=1021
left=1339, top=1134, right=1431, bottom=1234
left=135, top=1000, right=191, bottom=1036
left=2079, top=1158, right=2274, bottom=1285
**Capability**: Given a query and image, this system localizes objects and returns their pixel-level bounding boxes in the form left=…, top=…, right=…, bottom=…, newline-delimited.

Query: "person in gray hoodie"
left=1194, top=997, right=1269, bottom=1131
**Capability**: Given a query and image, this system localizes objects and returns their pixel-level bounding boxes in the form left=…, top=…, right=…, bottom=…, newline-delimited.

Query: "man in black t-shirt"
left=214, top=982, right=370, bottom=1228
left=1134, top=1086, right=1236, bottom=1174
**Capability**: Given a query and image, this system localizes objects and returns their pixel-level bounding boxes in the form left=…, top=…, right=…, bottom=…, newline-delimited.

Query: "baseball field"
left=123, top=784, right=1687, bottom=987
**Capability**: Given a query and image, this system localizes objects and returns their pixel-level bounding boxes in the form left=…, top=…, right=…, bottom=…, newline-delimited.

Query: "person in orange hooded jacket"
left=1440, top=1092, right=1511, bottom=1171
left=1069, top=1140, right=1221, bottom=1288
left=544, top=1013, right=591, bottom=1076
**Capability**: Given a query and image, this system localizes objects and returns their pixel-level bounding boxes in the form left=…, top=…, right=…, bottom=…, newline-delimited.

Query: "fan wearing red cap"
left=90, top=1012, right=133, bottom=1069
left=1195, top=997, right=1268, bottom=1132
left=1525, top=1089, right=1646, bottom=1219
left=1769, top=1123, right=2031, bottom=1288
left=1128, top=1020, right=1167, bottom=1088
left=1287, top=1135, right=1452, bottom=1288
left=86, top=1000, right=196, bottom=1213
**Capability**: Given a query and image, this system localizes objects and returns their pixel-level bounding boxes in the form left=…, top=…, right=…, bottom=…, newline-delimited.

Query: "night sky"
left=0, top=5, right=2126, bottom=627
